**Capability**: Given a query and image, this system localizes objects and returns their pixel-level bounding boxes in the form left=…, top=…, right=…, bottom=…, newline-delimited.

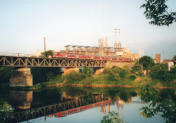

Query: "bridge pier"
left=10, top=68, right=33, bottom=87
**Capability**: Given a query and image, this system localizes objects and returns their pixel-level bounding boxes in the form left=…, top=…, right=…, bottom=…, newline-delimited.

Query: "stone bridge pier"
left=10, top=68, right=33, bottom=87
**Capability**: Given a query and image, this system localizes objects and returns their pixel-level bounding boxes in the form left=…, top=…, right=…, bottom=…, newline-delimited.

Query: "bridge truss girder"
left=0, top=56, right=106, bottom=68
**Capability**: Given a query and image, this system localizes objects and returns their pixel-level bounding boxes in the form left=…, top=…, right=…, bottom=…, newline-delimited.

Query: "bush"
left=131, top=65, right=142, bottom=75
left=150, top=64, right=176, bottom=82
left=129, top=75, right=136, bottom=81
left=108, top=67, right=121, bottom=81
left=64, top=71, right=85, bottom=83
left=82, top=67, right=93, bottom=77
left=108, top=67, right=129, bottom=81
left=119, top=69, right=127, bottom=78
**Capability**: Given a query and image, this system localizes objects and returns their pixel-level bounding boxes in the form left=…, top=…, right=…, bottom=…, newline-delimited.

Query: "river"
left=0, top=86, right=175, bottom=123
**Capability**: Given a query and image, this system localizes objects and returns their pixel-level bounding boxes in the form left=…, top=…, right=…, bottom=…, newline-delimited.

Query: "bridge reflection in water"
left=7, top=90, right=111, bottom=123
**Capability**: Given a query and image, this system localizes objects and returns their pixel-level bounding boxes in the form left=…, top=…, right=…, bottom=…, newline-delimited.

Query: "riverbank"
left=28, top=75, right=175, bottom=90
left=47, top=83, right=173, bottom=89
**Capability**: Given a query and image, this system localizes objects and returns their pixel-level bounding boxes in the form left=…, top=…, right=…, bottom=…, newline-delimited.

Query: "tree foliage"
left=0, top=101, right=13, bottom=122
left=41, top=50, right=54, bottom=58
left=31, top=67, right=61, bottom=84
left=141, top=0, right=176, bottom=26
left=0, top=67, right=14, bottom=83
left=140, top=84, right=176, bottom=122
left=172, top=56, right=176, bottom=65
left=64, top=71, right=85, bottom=83
left=101, top=111, right=125, bottom=123
left=108, top=67, right=129, bottom=81
left=82, top=67, right=93, bottom=77
left=131, top=65, right=142, bottom=75
left=150, top=64, right=176, bottom=82
left=139, top=56, right=154, bottom=70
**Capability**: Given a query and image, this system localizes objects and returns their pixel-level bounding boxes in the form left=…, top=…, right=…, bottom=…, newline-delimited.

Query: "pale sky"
left=0, top=0, right=176, bottom=59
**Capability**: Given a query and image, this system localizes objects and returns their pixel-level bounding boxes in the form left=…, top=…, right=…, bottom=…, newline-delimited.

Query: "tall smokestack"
left=44, top=37, right=46, bottom=52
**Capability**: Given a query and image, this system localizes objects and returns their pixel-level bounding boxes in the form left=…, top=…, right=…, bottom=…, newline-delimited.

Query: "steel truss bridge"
left=0, top=56, right=107, bottom=68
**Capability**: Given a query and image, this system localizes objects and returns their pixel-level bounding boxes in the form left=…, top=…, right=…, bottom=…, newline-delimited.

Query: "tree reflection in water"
left=140, top=84, right=176, bottom=123
left=101, top=111, right=125, bottom=123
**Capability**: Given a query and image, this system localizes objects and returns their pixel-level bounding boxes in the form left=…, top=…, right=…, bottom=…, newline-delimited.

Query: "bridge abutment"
left=10, top=68, right=33, bottom=87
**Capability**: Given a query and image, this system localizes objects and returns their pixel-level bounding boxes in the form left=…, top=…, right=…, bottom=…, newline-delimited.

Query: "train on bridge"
left=54, top=52, right=131, bottom=62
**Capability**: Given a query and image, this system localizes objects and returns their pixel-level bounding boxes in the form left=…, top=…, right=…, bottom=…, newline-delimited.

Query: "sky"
left=0, top=0, right=176, bottom=59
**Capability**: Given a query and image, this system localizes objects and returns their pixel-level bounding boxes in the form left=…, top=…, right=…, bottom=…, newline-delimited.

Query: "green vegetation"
left=131, top=64, right=142, bottom=76
left=31, top=67, right=61, bottom=84
left=139, top=84, right=176, bottom=122
left=173, top=56, right=176, bottom=65
left=41, top=50, right=54, bottom=58
left=63, top=71, right=85, bottom=83
left=141, top=0, right=176, bottom=26
left=55, top=56, right=176, bottom=88
left=139, top=56, right=154, bottom=70
left=101, top=111, right=125, bottom=123
left=0, top=67, right=14, bottom=87
left=0, top=101, right=13, bottom=122
left=150, top=63, right=174, bottom=82
left=56, top=66, right=143, bottom=87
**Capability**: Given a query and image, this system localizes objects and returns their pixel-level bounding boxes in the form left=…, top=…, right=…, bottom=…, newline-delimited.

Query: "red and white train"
left=53, top=52, right=131, bottom=62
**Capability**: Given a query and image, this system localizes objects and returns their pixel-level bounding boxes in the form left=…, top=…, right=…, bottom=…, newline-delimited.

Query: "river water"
left=0, top=87, right=175, bottom=123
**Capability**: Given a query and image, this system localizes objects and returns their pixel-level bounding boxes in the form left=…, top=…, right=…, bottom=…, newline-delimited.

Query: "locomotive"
left=53, top=52, right=131, bottom=62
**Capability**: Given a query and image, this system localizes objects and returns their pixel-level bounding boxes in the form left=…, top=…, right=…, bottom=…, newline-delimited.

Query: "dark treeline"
left=0, top=67, right=14, bottom=83
left=31, top=67, right=61, bottom=84
left=0, top=67, right=61, bottom=86
left=138, top=56, right=176, bottom=83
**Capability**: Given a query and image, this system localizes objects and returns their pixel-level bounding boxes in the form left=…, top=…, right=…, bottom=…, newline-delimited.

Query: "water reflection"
left=0, top=87, right=175, bottom=123
left=140, top=85, right=176, bottom=123
left=9, top=91, right=33, bottom=110
left=101, top=111, right=125, bottom=123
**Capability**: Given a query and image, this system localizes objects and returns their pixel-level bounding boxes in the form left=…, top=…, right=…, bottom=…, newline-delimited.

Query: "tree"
left=150, top=63, right=168, bottom=80
left=140, top=84, right=176, bottom=122
left=172, top=56, right=176, bottom=65
left=41, top=50, right=54, bottom=58
left=82, top=67, right=93, bottom=77
left=131, top=65, right=142, bottom=75
left=64, top=71, right=85, bottom=83
left=141, top=0, right=176, bottom=26
left=139, top=56, right=154, bottom=70
left=109, top=67, right=122, bottom=81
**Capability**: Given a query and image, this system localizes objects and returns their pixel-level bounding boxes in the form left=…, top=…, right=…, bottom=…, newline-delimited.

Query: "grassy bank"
left=29, top=66, right=176, bottom=90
